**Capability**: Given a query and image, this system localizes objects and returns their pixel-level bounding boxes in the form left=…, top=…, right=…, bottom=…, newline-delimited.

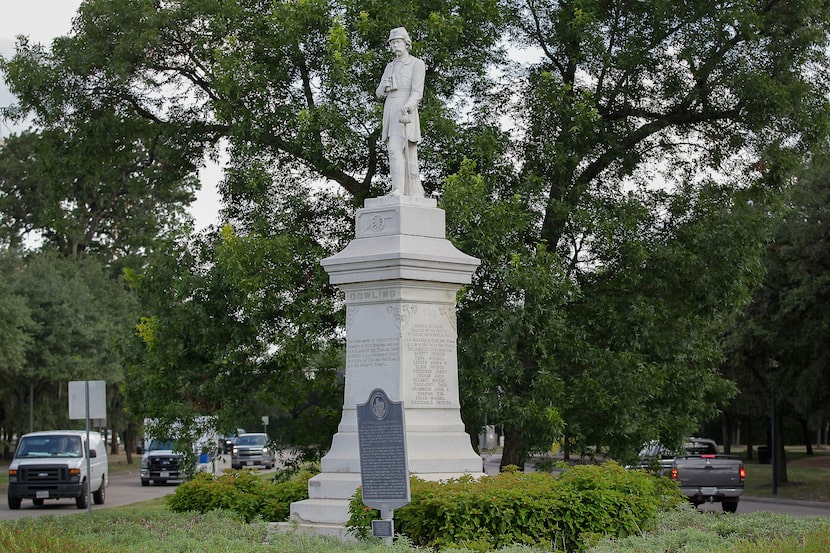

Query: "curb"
left=742, top=495, right=830, bottom=509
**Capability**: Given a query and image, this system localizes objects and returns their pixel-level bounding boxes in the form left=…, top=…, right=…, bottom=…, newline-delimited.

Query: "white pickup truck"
left=640, top=437, right=745, bottom=513
left=7, top=430, right=109, bottom=509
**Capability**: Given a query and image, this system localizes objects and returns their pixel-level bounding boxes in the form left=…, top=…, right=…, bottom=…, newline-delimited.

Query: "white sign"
left=68, top=380, right=107, bottom=420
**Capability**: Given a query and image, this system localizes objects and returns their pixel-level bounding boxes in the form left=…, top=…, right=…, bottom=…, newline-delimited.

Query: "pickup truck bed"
left=639, top=438, right=744, bottom=513
left=671, top=454, right=745, bottom=512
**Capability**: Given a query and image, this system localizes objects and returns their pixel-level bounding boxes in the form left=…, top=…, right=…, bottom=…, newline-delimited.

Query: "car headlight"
left=232, top=447, right=238, bottom=454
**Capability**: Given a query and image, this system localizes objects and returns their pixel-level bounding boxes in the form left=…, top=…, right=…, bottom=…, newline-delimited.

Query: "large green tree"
left=0, top=249, right=136, bottom=436
left=2, top=0, right=504, bottom=205
left=444, top=0, right=830, bottom=466
left=122, top=176, right=347, bottom=460
left=725, top=159, right=830, bottom=485
left=4, top=0, right=828, bottom=468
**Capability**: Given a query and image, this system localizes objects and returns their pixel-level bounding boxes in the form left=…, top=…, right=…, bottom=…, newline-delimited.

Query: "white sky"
left=0, top=0, right=222, bottom=231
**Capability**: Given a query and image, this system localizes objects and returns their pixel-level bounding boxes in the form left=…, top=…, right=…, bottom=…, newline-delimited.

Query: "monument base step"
left=269, top=520, right=356, bottom=541
left=290, top=498, right=352, bottom=525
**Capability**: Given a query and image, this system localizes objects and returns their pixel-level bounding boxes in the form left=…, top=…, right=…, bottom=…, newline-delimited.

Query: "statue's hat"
left=388, top=27, right=411, bottom=46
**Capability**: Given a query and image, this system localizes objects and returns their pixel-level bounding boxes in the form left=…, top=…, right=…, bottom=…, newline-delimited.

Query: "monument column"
left=290, top=195, right=484, bottom=530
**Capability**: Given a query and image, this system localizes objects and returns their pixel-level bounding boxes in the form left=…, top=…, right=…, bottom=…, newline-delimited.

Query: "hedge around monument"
left=347, top=461, right=684, bottom=552
left=166, top=469, right=312, bottom=522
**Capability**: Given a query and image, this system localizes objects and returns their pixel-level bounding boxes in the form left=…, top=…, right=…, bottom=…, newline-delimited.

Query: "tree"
left=0, top=249, right=137, bottom=437
left=1, top=0, right=505, bottom=205
left=1, top=0, right=507, bottom=448
left=4, top=0, right=828, bottom=468
left=726, top=159, right=830, bottom=485
left=122, top=176, right=347, bottom=460
left=0, top=124, right=198, bottom=260
left=444, top=0, right=830, bottom=467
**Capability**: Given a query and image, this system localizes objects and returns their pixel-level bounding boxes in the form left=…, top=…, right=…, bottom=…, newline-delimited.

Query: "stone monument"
left=289, top=28, right=484, bottom=535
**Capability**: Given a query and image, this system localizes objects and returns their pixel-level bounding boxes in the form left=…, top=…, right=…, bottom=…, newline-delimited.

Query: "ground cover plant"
left=584, top=505, right=830, bottom=553
left=2, top=502, right=830, bottom=553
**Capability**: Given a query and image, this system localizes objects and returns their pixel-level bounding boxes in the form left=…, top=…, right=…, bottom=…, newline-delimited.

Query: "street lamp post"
left=769, top=359, right=779, bottom=496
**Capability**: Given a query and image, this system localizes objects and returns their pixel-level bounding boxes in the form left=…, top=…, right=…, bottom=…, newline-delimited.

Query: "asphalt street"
left=3, top=452, right=829, bottom=520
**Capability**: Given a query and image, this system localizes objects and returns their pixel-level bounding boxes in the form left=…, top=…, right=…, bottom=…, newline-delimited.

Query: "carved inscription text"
left=347, top=337, right=400, bottom=370
left=404, top=323, right=455, bottom=407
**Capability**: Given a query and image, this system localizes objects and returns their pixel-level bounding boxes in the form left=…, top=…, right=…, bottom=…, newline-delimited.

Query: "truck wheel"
left=141, top=478, right=149, bottom=487
left=33, top=498, right=45, bottom=506
left=93, top=478, right=106, bottom=504
left=8, top=495, right=21, bottom=510
left=76, top=481, right=88, bottom=509
left=722, top=499, right=739, bottom=513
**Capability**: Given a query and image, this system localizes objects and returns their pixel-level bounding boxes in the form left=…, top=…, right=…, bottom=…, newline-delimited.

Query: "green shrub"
left=347, top=461, right=683, bottom=552
left=166, top=469, right=311, bottom=522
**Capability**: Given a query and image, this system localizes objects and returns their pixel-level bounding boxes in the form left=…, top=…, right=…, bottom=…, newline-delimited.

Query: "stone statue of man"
left=376, top=27, right=426, bottom=197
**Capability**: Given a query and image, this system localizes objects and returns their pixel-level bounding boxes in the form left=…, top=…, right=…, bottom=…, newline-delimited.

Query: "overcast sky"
left=0, top=0, right=221, bottom=230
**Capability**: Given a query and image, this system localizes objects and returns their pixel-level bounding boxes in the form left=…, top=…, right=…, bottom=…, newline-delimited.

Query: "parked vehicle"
left=7, top=430, right=108, bottom=509
left=639, top=437, right=744, bottom=512
left=219, top=428, right=246, bottom=454
left=231, top=433, right=275, bottom=470
left=140, top=416, right=219, bottom=485
left=140, top=439, right=186, bottom=486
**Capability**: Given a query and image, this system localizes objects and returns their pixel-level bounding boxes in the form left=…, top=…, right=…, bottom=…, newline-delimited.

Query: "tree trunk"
left=744, top=416, right=754, bottom=461
left=124, top=421, right=139, bottom=465
left=499, top=425, right=526, bottom=472
left=721, top=412, right=732, bottom=454
left=110, top=427, right=120, bottom=455
left=799, top=416, right=813, bottom=455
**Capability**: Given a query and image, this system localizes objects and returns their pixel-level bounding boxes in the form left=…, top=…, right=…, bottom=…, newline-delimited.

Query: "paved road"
left=5, top=453, right=829, bottom=520
left=699, top=496, right=830, bottom=517
left=1, top=469, right=174, bottom=521
left=1, top=454, right=273, bottom=521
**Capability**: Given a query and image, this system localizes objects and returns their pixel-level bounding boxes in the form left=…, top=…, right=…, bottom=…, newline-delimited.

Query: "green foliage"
left=2, top=501, right=830, bottom=553
left=586, top=506, right=830, bottom=553
left=0, top=249, right=137, bottom=434
left=122, top=202, right=345, bottom=457
left=1, top=510, right=271, bottom=553
left=347, top=462, right=683, bottom=551
left=4, top=0, right=829, bottom=472
left=445, top=0, right=830, bottom=467
left=0, top=520, right=93, bottom=553
left=725, top=158, right=830, bottom=449
left=166, top=469, right=312, bottom=522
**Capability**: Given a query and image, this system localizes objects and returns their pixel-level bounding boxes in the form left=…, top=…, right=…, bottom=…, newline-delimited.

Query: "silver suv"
left=231, top=433, right=275, bottom=470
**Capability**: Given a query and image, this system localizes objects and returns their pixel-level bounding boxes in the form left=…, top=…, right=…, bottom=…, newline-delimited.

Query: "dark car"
left=231, top=433, right=275, bottom=470
left=219, top=429, right=246, bottom=454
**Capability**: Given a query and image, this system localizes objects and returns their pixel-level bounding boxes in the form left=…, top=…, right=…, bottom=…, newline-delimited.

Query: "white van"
left=7, top=430, right=109, bottom=509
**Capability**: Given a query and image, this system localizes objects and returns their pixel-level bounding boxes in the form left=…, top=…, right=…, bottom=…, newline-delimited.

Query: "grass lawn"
left=741, top=446, right=830, bottom=503
left=1, top=496, right=829, bottom=553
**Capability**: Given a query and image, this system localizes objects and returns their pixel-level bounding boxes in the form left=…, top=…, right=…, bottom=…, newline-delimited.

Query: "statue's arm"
left=376, top=63, right=392, bottom=99
left=406, top=59, right=426, bottom=112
